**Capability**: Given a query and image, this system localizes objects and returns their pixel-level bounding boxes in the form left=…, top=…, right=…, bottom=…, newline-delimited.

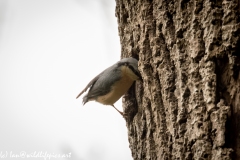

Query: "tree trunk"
left=115, top=0, right=240, bottom=159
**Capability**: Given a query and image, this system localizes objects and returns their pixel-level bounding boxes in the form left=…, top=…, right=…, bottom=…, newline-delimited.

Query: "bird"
left=76, top=57, right=141, bottom=116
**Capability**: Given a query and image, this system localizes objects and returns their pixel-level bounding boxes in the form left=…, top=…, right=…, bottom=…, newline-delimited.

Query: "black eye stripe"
left=117, top=62, right=141, bottom=78
left=127, top=65, right=141, bottom=78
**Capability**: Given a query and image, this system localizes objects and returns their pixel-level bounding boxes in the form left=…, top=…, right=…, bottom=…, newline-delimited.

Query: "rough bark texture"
left=115, top=0, right=240, bottom=159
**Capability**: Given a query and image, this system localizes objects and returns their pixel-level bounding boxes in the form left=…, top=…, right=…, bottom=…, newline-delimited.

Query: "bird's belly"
left=96, top=76, right=134, bottom=105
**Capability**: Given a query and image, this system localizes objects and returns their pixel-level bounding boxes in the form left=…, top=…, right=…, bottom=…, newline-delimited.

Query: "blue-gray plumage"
left=76, top=57, right=141, bottom=115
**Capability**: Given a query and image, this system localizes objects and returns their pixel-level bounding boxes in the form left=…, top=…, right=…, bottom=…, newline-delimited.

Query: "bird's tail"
left=82, top=96, right=88, bottom=105
left=76, top=90, right=84, bottom=99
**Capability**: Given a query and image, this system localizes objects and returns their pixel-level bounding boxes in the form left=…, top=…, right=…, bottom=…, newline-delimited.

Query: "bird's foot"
left=111, top=105, right=127, bottom=118
left=119, top=111, right=128, bottom=119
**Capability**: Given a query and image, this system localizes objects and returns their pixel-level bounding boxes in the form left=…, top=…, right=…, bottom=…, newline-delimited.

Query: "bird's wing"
left=76, top=74, right=101, bottom=99
left=84, top=67, right=120, bottom=100
left=76, top=63, right=120, bottom=100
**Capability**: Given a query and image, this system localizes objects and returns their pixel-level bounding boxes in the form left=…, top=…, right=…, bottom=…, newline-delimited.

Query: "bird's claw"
left=120, top=112, right=128, bottom=119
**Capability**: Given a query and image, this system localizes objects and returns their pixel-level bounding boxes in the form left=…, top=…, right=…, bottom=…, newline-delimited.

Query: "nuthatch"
left=76, top=57, right=141, bottom=116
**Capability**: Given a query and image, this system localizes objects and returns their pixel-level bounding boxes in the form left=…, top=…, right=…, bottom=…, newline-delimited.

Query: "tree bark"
left=115, top=0, right=240, bottom=159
